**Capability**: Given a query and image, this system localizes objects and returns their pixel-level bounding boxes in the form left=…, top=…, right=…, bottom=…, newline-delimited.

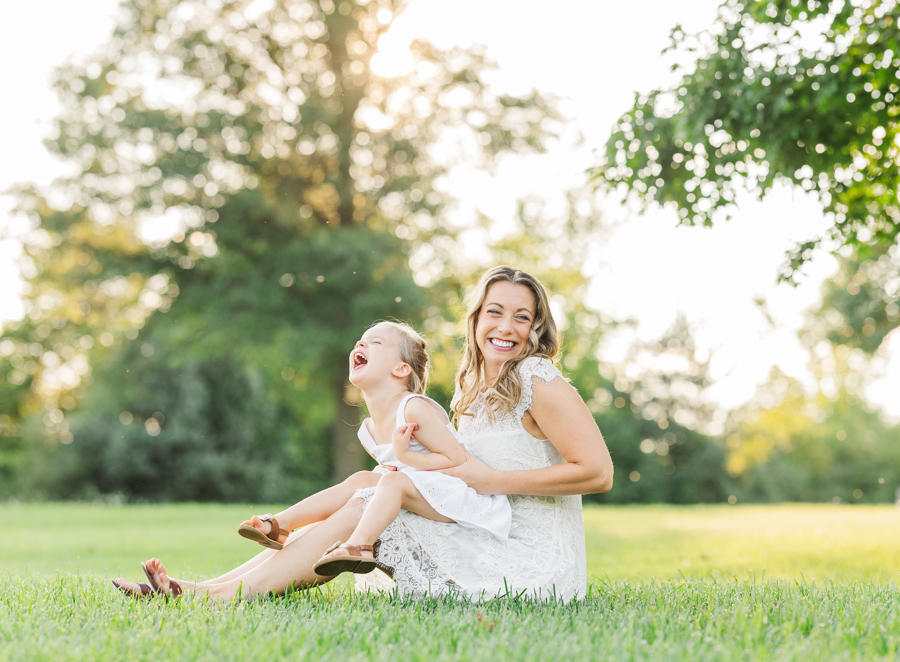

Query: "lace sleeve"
left=515, top=357, right=565, bottom=418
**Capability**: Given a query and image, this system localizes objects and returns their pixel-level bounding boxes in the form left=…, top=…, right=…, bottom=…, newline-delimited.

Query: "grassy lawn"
left=2, top=502, right=898, bottom=581
left=583, top=503, right=900, bottom=582
left=1, top=503, right=899, bottom=661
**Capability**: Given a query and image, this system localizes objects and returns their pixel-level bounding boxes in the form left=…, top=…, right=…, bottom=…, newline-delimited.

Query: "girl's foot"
left=239, top=516, right=289, bottom=548
left=323, top=541, right=375, bottom=560
left=313, top=541, right=376, bottom=576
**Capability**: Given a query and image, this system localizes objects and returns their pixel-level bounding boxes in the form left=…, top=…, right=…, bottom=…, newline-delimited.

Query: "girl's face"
left=349, top=324, right=405, bottom=388
left=475, top=281, right=536, bottom=380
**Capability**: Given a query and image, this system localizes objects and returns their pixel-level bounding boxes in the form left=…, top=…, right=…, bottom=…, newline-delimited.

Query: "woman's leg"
left=240, top=471, right=380, bottom=544
left=145, top=525, right=313, bottom=588
left=147, top=496, right=365, bottom=600
left=141, top=474, right=376, bottom=589
left=334, top=472, right=452, bottom=557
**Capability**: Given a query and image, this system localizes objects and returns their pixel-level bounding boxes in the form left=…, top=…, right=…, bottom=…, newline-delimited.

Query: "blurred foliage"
left=591, top=0, right=900, bottom=505
left=18, top=352, right=317, bottom=502
left=4, top=0, right=897, bottom=506
left=0, top=0, right=561, bottom=499
left=593, top=0, right=900, bottom=281
left=583, top=317, right=731, bottom=504
left=724, top=368, right=900, bottom=503
left=812, top=243, right=900, bottom=354
left=725, top=278, right=900, bottom=502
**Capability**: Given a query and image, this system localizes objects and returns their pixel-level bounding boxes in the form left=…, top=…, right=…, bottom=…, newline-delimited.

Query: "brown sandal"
left=313, top=541, right=377, bottom=576
left=238, top=514, right=289, bottom=550
left=161, top=578, right=184, bottom=599
left=112, top=579, right=155, bottom=599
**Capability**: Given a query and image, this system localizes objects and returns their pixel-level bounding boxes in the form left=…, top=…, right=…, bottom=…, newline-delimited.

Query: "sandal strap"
left=321, top=541, right=376, bottom=559
left=112, top=580, right=153, bottom=598
left=167, top=580, right=183, bottom=598
left=266, top=517, right=280, bottom=542
left=261, top=516, right=288, bottom=542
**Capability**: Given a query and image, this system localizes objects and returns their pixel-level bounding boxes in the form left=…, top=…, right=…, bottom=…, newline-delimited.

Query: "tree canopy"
left=593, top=0, right=900, bottom=281
left=1, top=0, right=560, bottom=495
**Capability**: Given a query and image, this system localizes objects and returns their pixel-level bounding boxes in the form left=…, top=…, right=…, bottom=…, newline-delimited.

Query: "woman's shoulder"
left=513, top=356, right=567, bottom=415
left=516, top=355, right=565, bottom=385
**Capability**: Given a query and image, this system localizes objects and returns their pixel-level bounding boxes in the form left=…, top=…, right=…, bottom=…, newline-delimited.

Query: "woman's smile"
left=476, top=281, right=536, bottom=379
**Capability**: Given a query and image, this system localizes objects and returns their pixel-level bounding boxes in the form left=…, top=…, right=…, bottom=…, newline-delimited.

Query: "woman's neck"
left=363, top=385, right=411, bottom=426
left=481, top=363, right=500, bottom=390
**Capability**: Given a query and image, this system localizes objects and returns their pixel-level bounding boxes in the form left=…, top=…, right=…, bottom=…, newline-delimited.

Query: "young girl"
left=237, top=321, right=511, bottom=577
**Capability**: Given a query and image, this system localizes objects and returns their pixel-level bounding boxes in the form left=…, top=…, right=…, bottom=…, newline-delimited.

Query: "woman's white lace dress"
left=352, top=357, right=587, bottom=602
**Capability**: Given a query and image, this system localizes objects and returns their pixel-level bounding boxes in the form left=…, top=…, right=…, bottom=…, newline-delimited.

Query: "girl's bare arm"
left=393, top=399, right=465, bottom=471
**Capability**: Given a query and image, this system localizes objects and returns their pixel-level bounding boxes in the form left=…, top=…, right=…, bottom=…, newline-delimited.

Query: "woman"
left=122, top=266, right=613, bottom=601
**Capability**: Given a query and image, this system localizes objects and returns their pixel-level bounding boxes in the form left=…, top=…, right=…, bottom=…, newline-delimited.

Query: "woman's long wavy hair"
left=451, top=266, right=559, bottom=423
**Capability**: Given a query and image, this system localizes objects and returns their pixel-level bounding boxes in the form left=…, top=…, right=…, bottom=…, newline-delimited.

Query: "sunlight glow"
left=370, top=34, right=415, bottom=78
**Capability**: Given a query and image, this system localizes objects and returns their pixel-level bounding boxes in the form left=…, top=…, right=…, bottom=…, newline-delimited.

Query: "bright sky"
left=1, top=0, right=898, bottom=418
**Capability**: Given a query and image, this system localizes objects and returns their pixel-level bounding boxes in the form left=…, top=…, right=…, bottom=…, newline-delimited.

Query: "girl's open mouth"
left=352, top=351, right=368, bottom=369
left=489, top=338, right=516, bottom=349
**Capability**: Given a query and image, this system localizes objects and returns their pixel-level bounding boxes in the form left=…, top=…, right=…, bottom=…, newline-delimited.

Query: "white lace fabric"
left=353, top=356, right=587, bottom=601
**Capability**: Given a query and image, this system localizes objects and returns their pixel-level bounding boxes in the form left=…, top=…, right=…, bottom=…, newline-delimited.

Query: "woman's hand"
left=437, top=450, right=500, bottom=495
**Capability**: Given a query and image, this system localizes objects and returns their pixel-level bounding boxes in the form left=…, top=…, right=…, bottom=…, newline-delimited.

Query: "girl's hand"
left=437, top=450, right=500, bottom=495
left=392, top=423, right=418, bottom=453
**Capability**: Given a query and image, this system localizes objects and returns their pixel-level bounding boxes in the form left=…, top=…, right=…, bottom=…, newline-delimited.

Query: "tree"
left=592, top=0, right=900, bottom=282
left=723, top=367, right=900, bottom=503
left=812, top=242, right=900, bottom=354
left=2, top=0, right=559, bottom=496
left=586, top=316, right=730, bottom=504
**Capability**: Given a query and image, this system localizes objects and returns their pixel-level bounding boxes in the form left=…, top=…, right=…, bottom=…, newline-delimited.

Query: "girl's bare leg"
left=239, top=471, right=380, bottom=545
left=327, top=472, right=452, bottom=560
left=147, top=497, right=365, bottom=600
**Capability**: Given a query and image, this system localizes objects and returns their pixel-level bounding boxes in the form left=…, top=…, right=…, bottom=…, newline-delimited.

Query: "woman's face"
left=475, top=281, right=537, bottom=379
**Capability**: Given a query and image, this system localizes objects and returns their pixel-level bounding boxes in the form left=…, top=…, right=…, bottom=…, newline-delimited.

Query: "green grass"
left=1, top=503, right=899, bottom=661
left=583, top=504, right=900, bottom=582
left=3, top=502, right=898, bottom=581
left=2, top=573, right=899, bottom=661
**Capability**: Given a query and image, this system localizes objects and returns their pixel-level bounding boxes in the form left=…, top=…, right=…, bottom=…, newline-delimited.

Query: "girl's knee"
left=345, top=471, right=377, bottom=490
left=376, top=471, right=409, bottom=492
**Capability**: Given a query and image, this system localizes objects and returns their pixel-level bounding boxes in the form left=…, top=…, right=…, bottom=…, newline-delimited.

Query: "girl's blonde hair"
left=451, top=266, right=559, bottom=422
left=374, top=321, right=429, bottom=395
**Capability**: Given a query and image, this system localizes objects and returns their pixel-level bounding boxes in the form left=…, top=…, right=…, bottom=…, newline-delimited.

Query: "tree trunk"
left=331, top=377, right=366, bottom=482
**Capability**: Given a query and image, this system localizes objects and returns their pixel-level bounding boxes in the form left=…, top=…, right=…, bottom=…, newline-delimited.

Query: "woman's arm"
left=393, top=399, right=466, bottom=471
left=441, top=378, right=613, bottom=496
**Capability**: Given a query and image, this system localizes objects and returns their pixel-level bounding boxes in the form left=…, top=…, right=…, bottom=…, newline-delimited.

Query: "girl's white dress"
left=353, top=357, right=587, bottom=602
left=360, top=393, right=512, bottom=539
